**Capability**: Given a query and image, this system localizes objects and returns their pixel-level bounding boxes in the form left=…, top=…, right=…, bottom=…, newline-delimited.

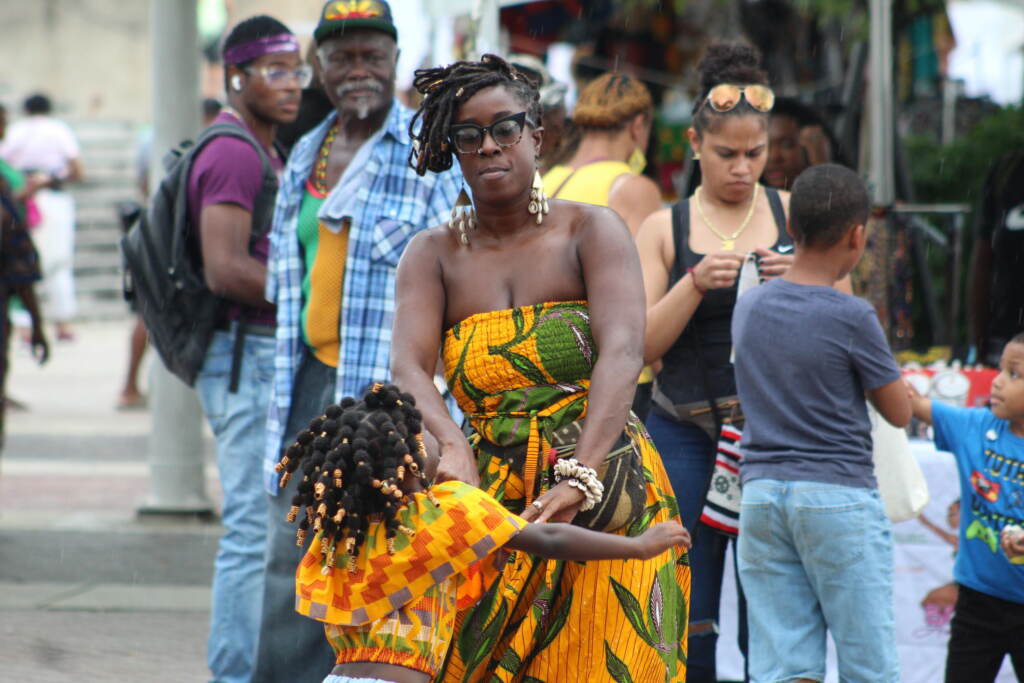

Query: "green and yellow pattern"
left=439, top=301, right=690, bottom=682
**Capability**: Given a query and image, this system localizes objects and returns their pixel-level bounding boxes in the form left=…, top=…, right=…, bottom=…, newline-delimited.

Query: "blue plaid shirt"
left=264, top=101, right=462, bottom=493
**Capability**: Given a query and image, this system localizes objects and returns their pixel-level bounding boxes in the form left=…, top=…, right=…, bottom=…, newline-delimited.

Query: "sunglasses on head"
left=702, top=84, right=775, bottom=114
left=449, top=111, right=535, bottom=155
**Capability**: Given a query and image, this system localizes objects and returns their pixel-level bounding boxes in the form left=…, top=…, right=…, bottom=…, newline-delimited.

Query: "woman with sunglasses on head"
left=636, top=43, right=788, bottom=683
left=391, top=54, right=691, bottom=682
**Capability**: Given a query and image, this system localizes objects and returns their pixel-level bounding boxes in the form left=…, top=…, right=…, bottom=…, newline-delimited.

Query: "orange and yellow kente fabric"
left=295, top=480, right=527, bottom=676
left=439, top=301, right=691, bottom=683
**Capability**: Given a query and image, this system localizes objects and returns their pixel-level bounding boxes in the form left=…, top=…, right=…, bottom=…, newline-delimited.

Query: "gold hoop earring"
left=449, top=188, right=476, bottom=246
left=527, top=170, right=549, bottom=225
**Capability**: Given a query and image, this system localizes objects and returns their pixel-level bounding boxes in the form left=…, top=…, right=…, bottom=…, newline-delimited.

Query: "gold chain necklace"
left=310, top=123, right=339, bottom=196
left=695, top=183, right=759, bottom=250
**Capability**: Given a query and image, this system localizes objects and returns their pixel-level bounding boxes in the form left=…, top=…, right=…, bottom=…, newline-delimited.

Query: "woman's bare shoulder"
left=406, top=223, right=458, bottom=256
left=550, top=198, right=629, bottom=238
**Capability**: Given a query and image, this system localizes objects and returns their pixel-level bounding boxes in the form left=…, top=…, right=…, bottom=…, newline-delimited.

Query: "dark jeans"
left=252, top=349, right=338, bottom=683
left=945, top=584, right=1024, bottom=683
left=647, top=408, right=748, bottom=683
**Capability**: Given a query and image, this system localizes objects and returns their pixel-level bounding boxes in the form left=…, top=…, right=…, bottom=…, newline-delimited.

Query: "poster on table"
left=716, top=441, right=1016, bottom=682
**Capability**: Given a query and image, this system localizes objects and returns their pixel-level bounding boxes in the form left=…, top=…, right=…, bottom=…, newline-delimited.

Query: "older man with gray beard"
left=253, top=2, right=463, bottom=681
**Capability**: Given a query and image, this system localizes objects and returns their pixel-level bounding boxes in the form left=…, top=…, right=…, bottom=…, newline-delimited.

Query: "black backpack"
left=121, top=122, right=278, bottom=386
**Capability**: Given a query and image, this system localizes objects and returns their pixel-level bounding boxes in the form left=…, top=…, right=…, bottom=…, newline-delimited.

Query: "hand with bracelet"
left=521, top=478, right=587, bottom=524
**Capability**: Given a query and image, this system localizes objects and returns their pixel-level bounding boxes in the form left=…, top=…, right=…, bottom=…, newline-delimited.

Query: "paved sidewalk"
left=1, top=319, right=222, bottom=682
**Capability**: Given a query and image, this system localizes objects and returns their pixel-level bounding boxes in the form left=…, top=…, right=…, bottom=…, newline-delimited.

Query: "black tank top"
left=655, top=186, right=791, bottom=406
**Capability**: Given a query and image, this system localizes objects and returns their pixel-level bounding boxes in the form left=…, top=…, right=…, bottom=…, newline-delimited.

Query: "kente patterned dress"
left=294, top=480, right=528, bottom=678
left=438, top=301, right=690, bottom=683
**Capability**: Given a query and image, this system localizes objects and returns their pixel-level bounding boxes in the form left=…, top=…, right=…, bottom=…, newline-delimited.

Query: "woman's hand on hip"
left=521, top=480, right=586, bottom=524
left=433, top=440, right=480, bottom=488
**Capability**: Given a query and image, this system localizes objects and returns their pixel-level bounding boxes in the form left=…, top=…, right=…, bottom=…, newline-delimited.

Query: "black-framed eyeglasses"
left=449, top=112, right=535, bottom=155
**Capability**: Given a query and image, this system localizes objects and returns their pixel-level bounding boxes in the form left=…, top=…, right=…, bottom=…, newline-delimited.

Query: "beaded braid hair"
left=407, top=53, right=542, bottom=176
left=274, top=383, right=433, bottom=572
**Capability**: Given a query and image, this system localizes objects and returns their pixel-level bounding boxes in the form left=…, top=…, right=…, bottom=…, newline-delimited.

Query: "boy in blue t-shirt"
left=732, top=164, right=912, bottom=683
left=909, top=333, right=1024, bottom=682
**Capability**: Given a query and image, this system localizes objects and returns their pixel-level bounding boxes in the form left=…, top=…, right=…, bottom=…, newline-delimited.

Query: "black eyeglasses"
left=449, top=112, right=534, bottom=155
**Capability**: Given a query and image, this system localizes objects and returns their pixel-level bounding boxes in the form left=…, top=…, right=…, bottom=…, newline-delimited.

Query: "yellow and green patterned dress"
left=439, top=301, right=690, bottom=683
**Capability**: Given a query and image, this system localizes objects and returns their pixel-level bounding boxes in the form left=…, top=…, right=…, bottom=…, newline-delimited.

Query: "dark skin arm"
left=14, top=283, right=48, bottom=364
left=199, top=204, right=271, bottom=308
left=524, top=207, right=646, bottom=524
left=905, top=379, right=933, bottom=424
left=506, top=519, right=690, bottom=560
left=868, top=378, right=912, bottom=428
left=391, top=230, right=479, bottom=486
left=0, top=202, right=47, bottom=363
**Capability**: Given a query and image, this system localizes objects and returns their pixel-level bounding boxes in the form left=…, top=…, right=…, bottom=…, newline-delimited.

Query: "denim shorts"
left=737, top=478, right=898, bottom=683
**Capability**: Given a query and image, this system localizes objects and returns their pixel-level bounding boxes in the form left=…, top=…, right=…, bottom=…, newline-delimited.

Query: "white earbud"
left=231, top=74, right=242, bottom=92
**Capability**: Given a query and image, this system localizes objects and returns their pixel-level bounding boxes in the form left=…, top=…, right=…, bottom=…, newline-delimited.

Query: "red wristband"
left=687, top=267, right=706, bottom=296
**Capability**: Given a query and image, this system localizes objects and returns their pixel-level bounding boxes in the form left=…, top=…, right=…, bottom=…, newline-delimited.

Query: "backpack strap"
left=189, top=122, right=278, bottom=241
left=182, top=122, right=278, bottom=393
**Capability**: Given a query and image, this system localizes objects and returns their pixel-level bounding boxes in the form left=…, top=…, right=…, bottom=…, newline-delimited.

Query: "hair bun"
left=697, top=43, right=767, bottom=97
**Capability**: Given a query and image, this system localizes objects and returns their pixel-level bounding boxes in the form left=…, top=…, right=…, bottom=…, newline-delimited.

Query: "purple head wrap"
left=223, top=33, right=300, bottom=65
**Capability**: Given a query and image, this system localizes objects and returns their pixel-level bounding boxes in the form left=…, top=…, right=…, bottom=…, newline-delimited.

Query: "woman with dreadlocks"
left=390, top=54, right=692, bottom=681
left=280, top=383, right=689, bottom=683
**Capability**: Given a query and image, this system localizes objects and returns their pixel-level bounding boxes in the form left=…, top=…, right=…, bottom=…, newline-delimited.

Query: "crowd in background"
left=0, top=1, right=1022, bottom=682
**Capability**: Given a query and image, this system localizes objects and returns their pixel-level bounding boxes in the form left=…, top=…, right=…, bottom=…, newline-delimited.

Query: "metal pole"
left=867, top=0, right=894, bottom=205
left=949, top=212, right=965, bottom=347
left=472, top=0, right=501, bottom=58
left=138, top=0, right=213, bottom=517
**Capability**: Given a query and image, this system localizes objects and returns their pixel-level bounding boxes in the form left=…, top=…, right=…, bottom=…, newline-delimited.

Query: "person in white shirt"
left=0, top=93, right=83, bottom=341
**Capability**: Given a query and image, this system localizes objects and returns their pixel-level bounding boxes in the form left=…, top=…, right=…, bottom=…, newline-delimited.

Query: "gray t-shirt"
left=732, top=278, right=901, bottom=488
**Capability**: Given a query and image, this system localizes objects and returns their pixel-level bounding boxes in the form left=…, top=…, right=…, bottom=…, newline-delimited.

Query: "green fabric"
left=296, top=188, right=326, bottom=349
left=0, top=160, right=25, bottom=194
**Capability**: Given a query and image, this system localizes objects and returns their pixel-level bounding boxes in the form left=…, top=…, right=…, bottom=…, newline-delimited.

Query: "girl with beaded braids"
left=279, top=383, right=689, bottom=683
left=391, top=54, right=693, bottom=682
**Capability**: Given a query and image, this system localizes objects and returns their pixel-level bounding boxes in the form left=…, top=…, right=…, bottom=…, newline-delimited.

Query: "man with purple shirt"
left=188, top=15, right=306, bottom=683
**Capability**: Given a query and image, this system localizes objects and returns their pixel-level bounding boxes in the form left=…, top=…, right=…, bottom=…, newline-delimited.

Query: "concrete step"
left=74, top=249, right=121, bottom=273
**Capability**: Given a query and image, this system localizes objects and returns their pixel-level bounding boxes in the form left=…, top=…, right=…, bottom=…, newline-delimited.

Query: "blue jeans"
left=252, top=348, right=338, bottom=683
left=196, top=328, right=276, bottom=683
left=647, top=409, right=748, bottom=683
left=737, top=479, right=898, bottom=683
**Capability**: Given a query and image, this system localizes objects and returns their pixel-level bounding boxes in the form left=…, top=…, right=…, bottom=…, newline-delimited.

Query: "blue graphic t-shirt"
left=932, top=401, right=1024, bottom=604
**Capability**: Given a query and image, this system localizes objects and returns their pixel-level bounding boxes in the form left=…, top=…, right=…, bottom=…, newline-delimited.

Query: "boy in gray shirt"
left=732, top=164, right=911, bottom=683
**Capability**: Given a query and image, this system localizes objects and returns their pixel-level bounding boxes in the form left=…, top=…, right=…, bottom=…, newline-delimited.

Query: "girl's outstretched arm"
left=505, top=520, right=690, bottom=561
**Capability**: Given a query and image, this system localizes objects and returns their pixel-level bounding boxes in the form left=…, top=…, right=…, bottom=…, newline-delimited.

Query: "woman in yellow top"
left=544, top=72, right=663, bottom=419
left=391, top=55, right=691, bottom=682
left=542, top=72, right=662, bottom=236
